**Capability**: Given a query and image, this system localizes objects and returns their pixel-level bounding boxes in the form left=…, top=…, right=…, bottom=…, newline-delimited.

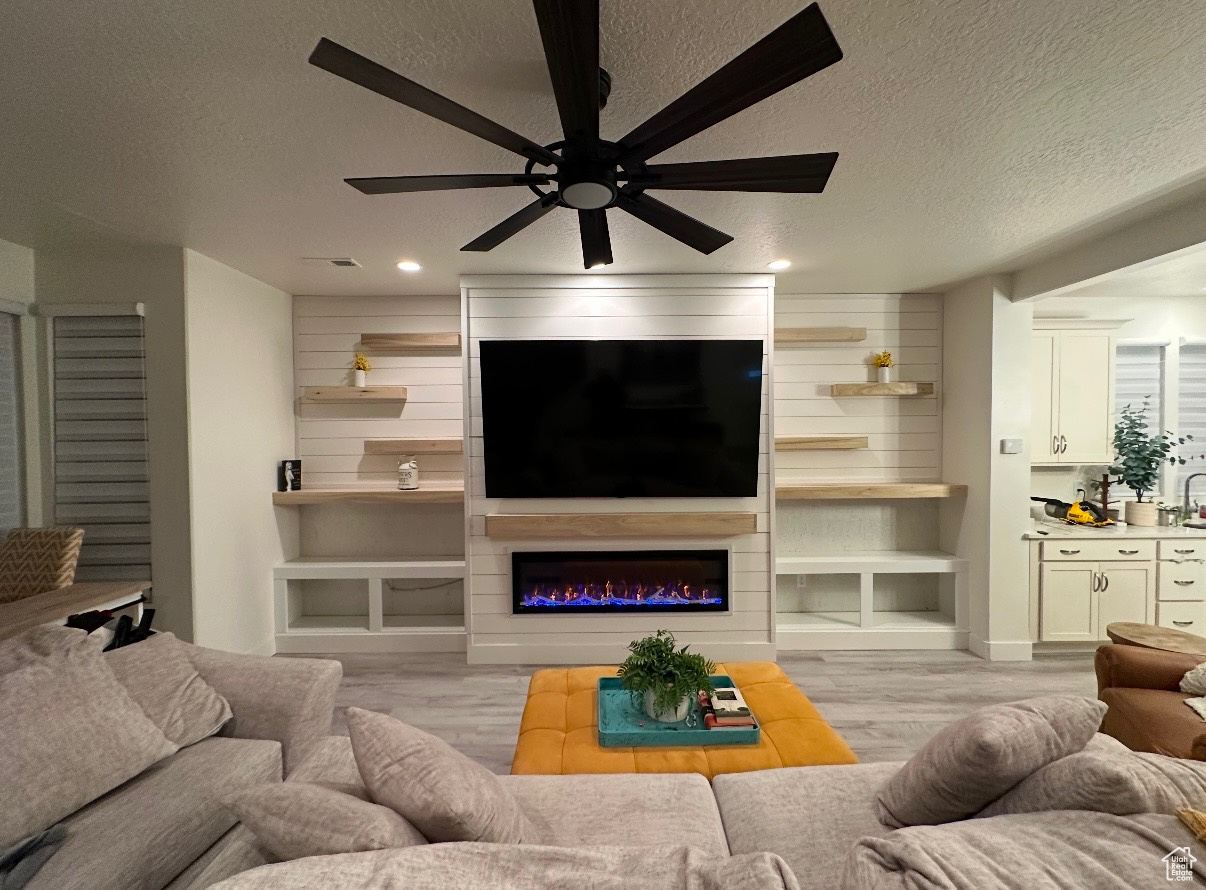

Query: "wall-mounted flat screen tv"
left=478, top=339, right=764, bottom=498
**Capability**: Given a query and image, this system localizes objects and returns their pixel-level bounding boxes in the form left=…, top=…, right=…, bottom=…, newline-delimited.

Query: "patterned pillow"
left=0, top=527, right=85, bottom=602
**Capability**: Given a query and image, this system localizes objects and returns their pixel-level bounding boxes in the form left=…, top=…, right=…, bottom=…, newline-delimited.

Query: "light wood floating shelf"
left=360, top=332, right=461, bottom=352
left=830, top=382, right=935, bottom=397
left=302, top=386, right=408, bottom=402
left=775, top=482, right=968, bottom=500
left=273, top=485, right=463, bottom=505
left=776, top=436, right=869, bottom=451
left=776, top=327, right=867, bottom=344
left=365, top=438, right=463, bottom=455
left=485, top=512, right=758, bottom=539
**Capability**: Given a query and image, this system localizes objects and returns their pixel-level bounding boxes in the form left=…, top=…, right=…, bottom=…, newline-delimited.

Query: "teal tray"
left=597, top=675, right=760, bottom=748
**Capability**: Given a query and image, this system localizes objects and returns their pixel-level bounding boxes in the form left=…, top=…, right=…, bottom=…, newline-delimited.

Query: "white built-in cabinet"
left=1030, top=329, right=1115, bottom=465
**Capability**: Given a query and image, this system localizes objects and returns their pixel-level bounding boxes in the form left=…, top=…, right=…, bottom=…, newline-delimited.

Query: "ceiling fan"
left=309, top=2, right=843, bottom=269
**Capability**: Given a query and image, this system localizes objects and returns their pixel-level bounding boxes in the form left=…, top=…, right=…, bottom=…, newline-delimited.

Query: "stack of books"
left=697, top=687, right=757, bottom=730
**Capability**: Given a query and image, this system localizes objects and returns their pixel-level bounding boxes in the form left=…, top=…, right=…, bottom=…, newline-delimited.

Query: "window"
left=51, top=315, right=150, bottom=581
left=1114, top=342, right=1165, bottom=434
left=1179, top=343, right=1206, bottom=503
left=0, top=311, right=23, bottom=529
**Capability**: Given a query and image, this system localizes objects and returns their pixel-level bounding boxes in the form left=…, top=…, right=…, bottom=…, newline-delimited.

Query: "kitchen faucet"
left=1186, top=472, right=1206, bottom=518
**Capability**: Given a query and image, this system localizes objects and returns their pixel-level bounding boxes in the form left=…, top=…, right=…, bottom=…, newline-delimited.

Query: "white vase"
left=1124, top=501, right=1158, bottom=527
left=353, top=369, right=367, bottom=387
left=877, top=367, right=892, bottom=384
left=643, top=689, right=690, bottom=724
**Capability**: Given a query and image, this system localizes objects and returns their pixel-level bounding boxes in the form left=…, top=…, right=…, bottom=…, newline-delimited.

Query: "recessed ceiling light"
left=767, top=259, right=791, bottom=271
left=396, top=260, right=422, bottom=272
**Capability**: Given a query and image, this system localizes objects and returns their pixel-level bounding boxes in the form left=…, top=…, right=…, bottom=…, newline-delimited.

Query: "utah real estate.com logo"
left=1164, top=847, right=1196, bottom=882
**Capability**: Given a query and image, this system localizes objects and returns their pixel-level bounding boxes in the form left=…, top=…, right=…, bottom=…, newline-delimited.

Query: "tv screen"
left=479, top=339, right=764, bottom=498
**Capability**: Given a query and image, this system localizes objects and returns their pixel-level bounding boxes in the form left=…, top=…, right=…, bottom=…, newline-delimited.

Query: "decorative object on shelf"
left=616, top=629, right=716, bottom=724
left=352, top=352, right=372, bottom=387
left=1104, top=399, right=1202, bottom=527
left=277, top=460, right=302, bottom=492
left=397, top=457, right=419, bottom=490
left=871, top=350, right=894, bottom=383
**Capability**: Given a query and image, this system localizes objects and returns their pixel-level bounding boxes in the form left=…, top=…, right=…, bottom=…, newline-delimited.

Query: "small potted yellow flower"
left=352, top=352, right=372, bottom=387
left=871, top=350, right=894, bottom=383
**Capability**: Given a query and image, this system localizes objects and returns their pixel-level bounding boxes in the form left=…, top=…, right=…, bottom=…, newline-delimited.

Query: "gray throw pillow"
left=979, top=748, right=1206, bottom=817
left=105, top=632, right=232, bottom=748
left=347, top=707, right=532, bottom=843
left=0, top=625, right=86, bottom=673
left=227, top=783, right=427, bottom=862
left=0, top=631, right=177, bottom=848
left=875, top=696, right=1106, bottom=827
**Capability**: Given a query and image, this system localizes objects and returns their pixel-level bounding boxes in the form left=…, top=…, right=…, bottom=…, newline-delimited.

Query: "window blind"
left=1179, top=343, right=1206, bottom=506
left=52, top=315, right=151, bottom=581
left=0, top=312, right=23, bottom=531
left=1114, top=343, right=1164, bottom=433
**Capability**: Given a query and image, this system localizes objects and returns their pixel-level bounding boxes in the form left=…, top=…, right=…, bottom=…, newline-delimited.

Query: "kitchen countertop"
left=1023, top=519, right=1206, bottom=540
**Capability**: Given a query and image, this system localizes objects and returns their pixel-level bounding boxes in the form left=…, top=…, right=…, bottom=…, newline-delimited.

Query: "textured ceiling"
left=1053, top=242, right=1206, bottom=301
left=2, top=0, right=1206, bottom=295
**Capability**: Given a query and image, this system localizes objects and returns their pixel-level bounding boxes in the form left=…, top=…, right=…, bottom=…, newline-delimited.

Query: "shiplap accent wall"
left=774, top=294, right=942, bottom=482
left=294, top=295, right=463, bottom=488
left=462, top=275, right=776, bottom=665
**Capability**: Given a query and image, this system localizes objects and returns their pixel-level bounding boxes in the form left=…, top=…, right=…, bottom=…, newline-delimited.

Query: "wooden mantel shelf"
left=360, top=333, right=461, bottom=352
left=776, top=327, right=867, bottom=344
left=831, top=382, right=934, bottom=397
left=485, top=512, right=757, bottom=539
left=273, top=485, right=464, bottom=505
left=302, top=386, right=408, bottom=403
left=776, top=482, right=968, bottom=500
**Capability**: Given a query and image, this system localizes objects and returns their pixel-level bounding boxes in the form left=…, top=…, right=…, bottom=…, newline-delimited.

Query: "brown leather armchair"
left=1096, top=643, right=1206, bottom=760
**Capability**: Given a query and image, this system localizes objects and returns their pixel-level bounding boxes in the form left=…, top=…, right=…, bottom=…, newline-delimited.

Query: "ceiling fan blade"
left=346, top=173, right=551, bottom=195
left=625, top=152, right=837, bottom=192
left=461, top=195, right=559, bottom=252
left=615, top=192, right=732, bottom=255
left=533, top=0, right=600, bottom=144
left=578, top=209, right=612, bottom=269
left=310, top=38, right=559, bottom=166
left=615, top=3, right=842, bottom=166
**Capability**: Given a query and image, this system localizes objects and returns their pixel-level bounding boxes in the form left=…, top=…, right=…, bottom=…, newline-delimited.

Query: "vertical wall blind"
left=0, top=312, right=23, bottom=530
left=1179, top=343, right=1206, bottom=504
left=52, top=315, right=151, bottom=581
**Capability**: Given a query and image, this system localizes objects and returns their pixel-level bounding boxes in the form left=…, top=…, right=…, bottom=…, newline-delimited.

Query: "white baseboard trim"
left=969, top=635, right=1033, bottom=662
left=467, top=641, right=776, bottom=665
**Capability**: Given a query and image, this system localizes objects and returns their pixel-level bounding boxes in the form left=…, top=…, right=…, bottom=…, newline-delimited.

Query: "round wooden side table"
left=1106, top=622, right=1206, bottom=658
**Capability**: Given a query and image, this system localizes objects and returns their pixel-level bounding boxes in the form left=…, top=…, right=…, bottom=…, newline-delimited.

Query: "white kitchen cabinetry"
left=1155, top=539, right=1206, bottom=634
left=1035, top=542, right=1154, bottom=642
left=1031, top=330, right=1115, bottom=465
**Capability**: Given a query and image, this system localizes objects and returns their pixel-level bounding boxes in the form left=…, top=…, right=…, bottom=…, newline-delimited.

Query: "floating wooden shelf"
left=365, top=438, right=463, bottom=455
left=273, top=485, right=463, bottom=505
left=776, top=327, right=867, bottom=344
left=776, top=436, right=869, bottom=451
left=775, top=482, right=968, bottom=500
left=360, top=332, right=461, bottom=352
left=302, top=386, right=408, bottom=402
left=485, top=512, right=758, bottom=539
left=830, top=382, right=934, bottom=397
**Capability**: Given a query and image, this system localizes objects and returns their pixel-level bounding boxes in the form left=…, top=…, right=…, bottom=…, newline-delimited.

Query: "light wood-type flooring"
left=313, top=649, right=1098, bottom=774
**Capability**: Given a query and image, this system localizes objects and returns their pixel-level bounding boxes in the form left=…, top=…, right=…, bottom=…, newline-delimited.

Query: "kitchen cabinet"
left=1038, top=557, right=1153, bottom=642
left=1031, top=330, right=1114, bottom=465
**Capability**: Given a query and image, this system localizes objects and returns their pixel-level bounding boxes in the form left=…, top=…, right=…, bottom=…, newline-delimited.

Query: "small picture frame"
left=277, top=459, right=302, bottom=492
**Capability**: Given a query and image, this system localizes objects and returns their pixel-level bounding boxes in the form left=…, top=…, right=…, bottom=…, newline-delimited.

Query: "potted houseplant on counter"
left=617, top=629, right=716, bottom=723
left=1108, top=400, right=1202, bottom=526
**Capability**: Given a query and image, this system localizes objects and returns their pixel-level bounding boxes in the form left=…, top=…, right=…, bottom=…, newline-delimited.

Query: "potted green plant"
left=617, top=629, right=716, bottom=723
left=1107, top=399, right=1201, bottom=527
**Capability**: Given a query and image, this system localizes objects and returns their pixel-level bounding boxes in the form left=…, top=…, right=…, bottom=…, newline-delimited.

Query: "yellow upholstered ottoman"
left=511, top=661, right=858, bottom=778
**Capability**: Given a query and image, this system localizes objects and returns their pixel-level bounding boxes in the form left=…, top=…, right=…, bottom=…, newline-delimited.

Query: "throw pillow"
left=0, top=631, right=177, bottom=848
left=0, top=624, right=87, bottom=674
left=346, top=707, right=532, bottom=843
left=978, top=748, right=1206, bottom=817
left=226, top=783, right=426, bottom=862
left=875, top=696, right=1107, bottom=828
left=1183, top=662, right=1206, bottom=697
left=104, top=632, right=232, bottom=748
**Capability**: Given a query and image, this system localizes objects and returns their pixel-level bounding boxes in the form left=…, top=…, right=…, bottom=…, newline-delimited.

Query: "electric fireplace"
left=511, top=550, right=729, bottom=614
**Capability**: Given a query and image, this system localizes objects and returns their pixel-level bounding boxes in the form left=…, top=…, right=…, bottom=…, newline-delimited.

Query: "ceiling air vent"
left=301, top=257, right=361, bottom=268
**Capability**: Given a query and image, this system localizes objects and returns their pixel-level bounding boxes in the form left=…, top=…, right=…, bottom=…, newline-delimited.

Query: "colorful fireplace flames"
left=520, top=578, right=723, bottom=609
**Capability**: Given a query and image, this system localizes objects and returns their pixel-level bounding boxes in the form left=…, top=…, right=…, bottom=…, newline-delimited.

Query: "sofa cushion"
left=227, top=783, right=427, bottom=863
left=287, top=735, right=362, bottom=788
left=497, top=773, right=729, bottom=855
left=105, top=632, right=232, bottom=748
left=164, top=826, right=269, bottom=890
left=875, top=696, right=1106, bottom=827
left=713, top=761, right=901, bottom=888
left=25, top=736, right=282, bottom=890
left=1101, top=687, right=1206, bottom=759
left=0, top=627, right=177, bottom=849
left=842, top=811, right=1205, bottom=889
left=347, top=708, right=532, bottom=844
left=208, top=845, right=799, bottom=890
left=0, top=624, right=83, bottom=672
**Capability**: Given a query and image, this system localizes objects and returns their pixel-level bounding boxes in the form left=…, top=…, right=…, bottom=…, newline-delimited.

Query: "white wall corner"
left=968, top=635, right=1034, bottom=662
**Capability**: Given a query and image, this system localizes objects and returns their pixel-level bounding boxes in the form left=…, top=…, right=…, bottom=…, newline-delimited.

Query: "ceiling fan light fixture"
left=396, top=260, right=422, bottom=272
left=768, top=259, right=792, bottom=270
left=559, top=180, right=616, bottom=210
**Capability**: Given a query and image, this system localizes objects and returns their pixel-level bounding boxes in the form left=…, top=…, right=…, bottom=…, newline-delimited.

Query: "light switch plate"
left=1000, top=438, right=1024, bottom=454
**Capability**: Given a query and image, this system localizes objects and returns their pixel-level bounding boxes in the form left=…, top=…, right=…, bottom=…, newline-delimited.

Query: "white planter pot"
left=353, top=369, right=367, bottom=387
left=1124, top=501, right=1158, bottom=527
left=643, top=690, right=690, bottom=724
left=876, top=367, right=893, bottom=384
